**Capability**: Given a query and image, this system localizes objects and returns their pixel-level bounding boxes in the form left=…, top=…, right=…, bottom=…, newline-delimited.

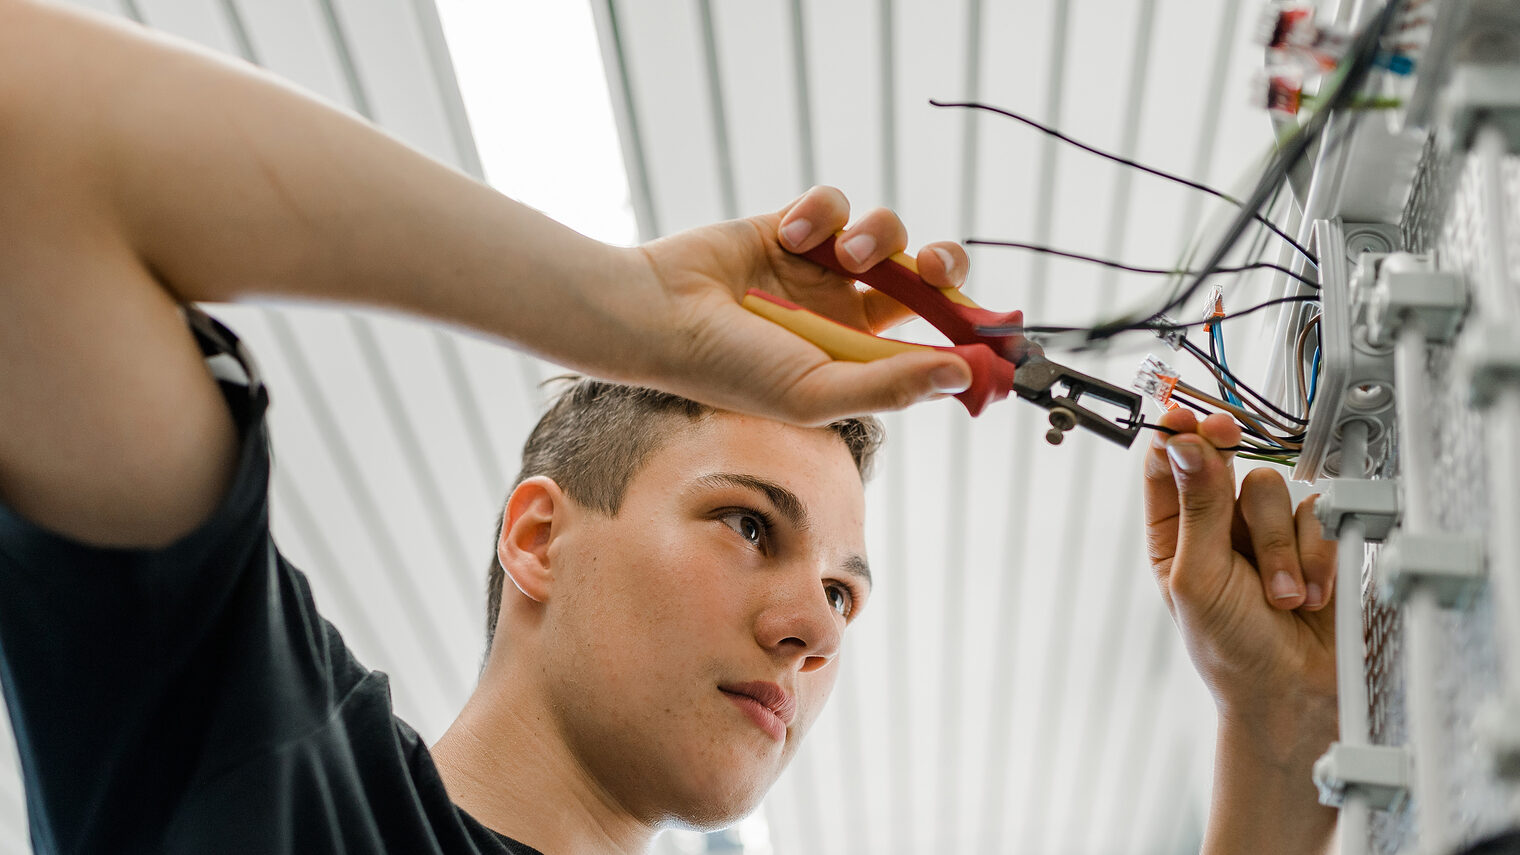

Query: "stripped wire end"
left=1133, top=355, right=1182, bottom=414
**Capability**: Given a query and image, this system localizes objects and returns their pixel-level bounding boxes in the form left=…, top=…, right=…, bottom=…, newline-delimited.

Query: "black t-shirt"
left=0, top=308, right=542, bottom=855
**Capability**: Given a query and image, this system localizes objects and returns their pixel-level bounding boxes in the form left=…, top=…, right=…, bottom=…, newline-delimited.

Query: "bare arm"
left=1142, top=410, right=1340, bottom=855
left=0, top=0, right=973, bottom=549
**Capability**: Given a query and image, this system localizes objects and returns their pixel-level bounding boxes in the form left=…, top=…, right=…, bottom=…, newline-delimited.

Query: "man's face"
left=541, top=412, right=870, bottom=828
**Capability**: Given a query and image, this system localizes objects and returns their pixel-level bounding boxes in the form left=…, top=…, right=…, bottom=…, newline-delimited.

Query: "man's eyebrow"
left=691, top=473, right=871, bottom=588
left=693, top=473, right=810, bottom=532
left=843, top=554, right=873, bottom=589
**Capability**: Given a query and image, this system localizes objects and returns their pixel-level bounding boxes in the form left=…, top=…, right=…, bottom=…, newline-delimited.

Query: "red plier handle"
left=741, top=234, right=1023, bottom=416
left=795, top=234, right=1026, bottom=355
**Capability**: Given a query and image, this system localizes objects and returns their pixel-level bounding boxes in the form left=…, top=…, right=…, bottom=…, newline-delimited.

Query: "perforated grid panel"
left=1361, top=137, right=1520, bottom=854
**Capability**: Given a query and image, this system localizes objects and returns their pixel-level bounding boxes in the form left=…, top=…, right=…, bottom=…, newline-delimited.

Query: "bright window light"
left=433, top=0, right=638, bottom=247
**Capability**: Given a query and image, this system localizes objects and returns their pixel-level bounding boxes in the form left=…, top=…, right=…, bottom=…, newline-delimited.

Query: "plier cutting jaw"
left=743, top=234, right=1144, bottom=448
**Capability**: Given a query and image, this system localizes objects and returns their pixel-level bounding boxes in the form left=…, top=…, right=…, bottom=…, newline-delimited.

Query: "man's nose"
left=754, top=571, right=844, bottom=673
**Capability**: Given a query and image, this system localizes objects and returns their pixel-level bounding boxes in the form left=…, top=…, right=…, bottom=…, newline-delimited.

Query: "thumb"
left=1164, top=434, right=1239, bottom=608
left=786, top=351, right=972, bottom=420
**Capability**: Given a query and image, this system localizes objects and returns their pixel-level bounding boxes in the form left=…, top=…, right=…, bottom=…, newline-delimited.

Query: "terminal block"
left=1365, top=253, right=1469, bottom=346
left=1376, top=530, right=1486, bottom=608
left=1314, top=478, right=1400, bottom=541
left=1436, top=63, right=1520, bottom=154
left=1312, top=742, right=1411, bottom=810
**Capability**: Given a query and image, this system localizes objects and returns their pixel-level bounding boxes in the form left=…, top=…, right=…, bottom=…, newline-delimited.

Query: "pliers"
left=743, top=234, right=1144, bottom=448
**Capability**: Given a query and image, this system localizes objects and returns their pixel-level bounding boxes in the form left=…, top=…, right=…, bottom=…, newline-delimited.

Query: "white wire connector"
left=1133, top=355, right=1181, bottom=413
left=1152, top=314, right=1185, bottom=350
left=1202, top=286, right=1227, bottom=334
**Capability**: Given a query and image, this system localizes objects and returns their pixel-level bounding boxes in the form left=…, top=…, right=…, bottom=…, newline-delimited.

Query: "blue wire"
left=1212, top=323, right=1245, bottom=407
left=1307, top=346, right=1322, bottom=405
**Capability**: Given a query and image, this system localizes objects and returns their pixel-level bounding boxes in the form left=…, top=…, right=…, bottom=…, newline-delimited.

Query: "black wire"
left=931, top=99, right=1319, bottom=268
left=1085, top=2, right=1403, bottom=343
left=983, top=295, right=1318, bottom=336
left=963, top=239, right=1320, bottom=289
left=1121, top=420, right=1261, bottom=455
left=1180, top=338, right=1310, bottom=426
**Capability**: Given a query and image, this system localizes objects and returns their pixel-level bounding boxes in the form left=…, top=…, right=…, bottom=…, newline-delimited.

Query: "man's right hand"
left=1142, top=408, right=1340, bottom=854
left=629, top=185, right=975, bottom=426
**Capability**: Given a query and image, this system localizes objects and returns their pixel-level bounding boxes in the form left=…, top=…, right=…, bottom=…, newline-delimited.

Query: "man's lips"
left=719, top=681, right=796, bottom=742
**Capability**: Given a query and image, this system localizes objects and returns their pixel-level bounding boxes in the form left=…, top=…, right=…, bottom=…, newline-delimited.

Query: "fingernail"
left=1165, top=440, right=1202, bottom=473
left=1270, top=571, right=1301, bottom=601
left=1151, top=430, right=1169, bottom=451
left=840, top=233, right=876, bottom=267
left=930, top=364, right=971, bottom=394
left=931, top=247, right=961, bottom=283
left=779, top=218, right=812, bottom=249
left=1305, top=582, right=1324, bottom=609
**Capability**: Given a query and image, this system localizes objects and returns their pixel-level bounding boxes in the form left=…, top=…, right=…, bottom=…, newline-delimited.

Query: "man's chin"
left=662, top=763, right=777, bottom=831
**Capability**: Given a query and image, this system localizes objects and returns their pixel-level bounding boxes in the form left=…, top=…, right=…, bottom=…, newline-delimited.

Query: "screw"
left=1045, top=407, right=1077, bottom=446
left=1049, top=407, right=1077, bottom=430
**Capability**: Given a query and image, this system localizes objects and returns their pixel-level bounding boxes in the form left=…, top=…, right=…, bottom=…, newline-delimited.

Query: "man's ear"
left=497, top=476, right=567, bottom=604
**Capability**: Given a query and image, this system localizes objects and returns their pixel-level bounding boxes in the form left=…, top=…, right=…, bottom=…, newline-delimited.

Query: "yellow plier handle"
left=741, top=289, right=1014, bottom=416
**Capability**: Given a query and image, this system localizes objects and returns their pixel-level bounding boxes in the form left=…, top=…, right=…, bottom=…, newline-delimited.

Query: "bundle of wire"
left=936, top=0, right=1406, bottom=461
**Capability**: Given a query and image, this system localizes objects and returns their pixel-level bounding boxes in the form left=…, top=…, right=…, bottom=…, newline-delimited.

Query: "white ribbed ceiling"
left=0, top=2, right=1293, bottom=853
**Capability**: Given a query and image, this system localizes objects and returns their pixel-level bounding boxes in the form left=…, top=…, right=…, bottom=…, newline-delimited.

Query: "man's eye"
left=826, top=584, right=853, bottom=618
left=720, top=511, right=768, bottom=546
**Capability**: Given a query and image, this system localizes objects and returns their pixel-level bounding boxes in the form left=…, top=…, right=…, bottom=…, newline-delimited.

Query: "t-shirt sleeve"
left=0, top=308, right=366, bottom=854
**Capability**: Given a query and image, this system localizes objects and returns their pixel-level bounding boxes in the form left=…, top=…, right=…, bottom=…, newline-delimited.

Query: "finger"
left=1230, top=501, right=1255, bottom=562
left=915, top=240, right=968, bottom=288
left=859, top=241, right=974, bottom=332
left=835, top=208, right=909, bottom=273
left=1197, top=411, right=1242, bottom=471
left=1142, top=407, right=1200, bottom=587
left=777, top=186, right=850, bottom=253
left=1296, top=495, right=1336, bottom=611
left=1238, top=468, right=1305, bottom=609
left=1160, top=430, right=1239, bottom=611
left=784, top=350, right=973, bottom=420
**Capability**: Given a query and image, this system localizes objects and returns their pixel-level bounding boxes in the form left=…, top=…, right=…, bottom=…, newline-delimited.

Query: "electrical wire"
left=1174, top=380, right=1303, bottom=448
left=1179, top=338, right=1308, bottom=428
left=1083, top=1, right=1405, bottom=343
left=1308, top=346, right=1322, bottom=404
left=1210, top=323, right=1246, bottom=408
left=931, top=99, right=1320, bottom=268
left=1295, top=313, right=1323, bottom=411
left=963, top=239, right=1320, bottom=289
left=990, top=295, right=1319, bottom=336
left=1124, top=421, right=1289, bottom=458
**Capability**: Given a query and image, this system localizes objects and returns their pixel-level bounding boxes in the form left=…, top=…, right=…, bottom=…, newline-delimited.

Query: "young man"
left=0, top=1, right=1341, bottom=852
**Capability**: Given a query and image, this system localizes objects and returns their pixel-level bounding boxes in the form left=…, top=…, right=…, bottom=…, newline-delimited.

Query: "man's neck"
left=431, top=674, right=654, bottom=855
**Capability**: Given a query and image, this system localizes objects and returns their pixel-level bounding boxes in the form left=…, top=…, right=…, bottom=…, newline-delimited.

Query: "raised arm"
left=0, top=0, right=972, bottom=549
left=1142, top=409, right=1340, bottom=855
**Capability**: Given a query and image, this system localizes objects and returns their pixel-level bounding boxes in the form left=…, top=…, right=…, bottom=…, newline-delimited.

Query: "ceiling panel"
left=0, top=1, right=1295, bottom=852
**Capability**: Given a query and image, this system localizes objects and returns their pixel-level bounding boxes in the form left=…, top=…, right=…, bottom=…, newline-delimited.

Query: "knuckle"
left=1178, top=486, right=1225, bottom=517
left=1257, top=530, right=1297, bottom=557
left=887, top=382, right=920, bottom=411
